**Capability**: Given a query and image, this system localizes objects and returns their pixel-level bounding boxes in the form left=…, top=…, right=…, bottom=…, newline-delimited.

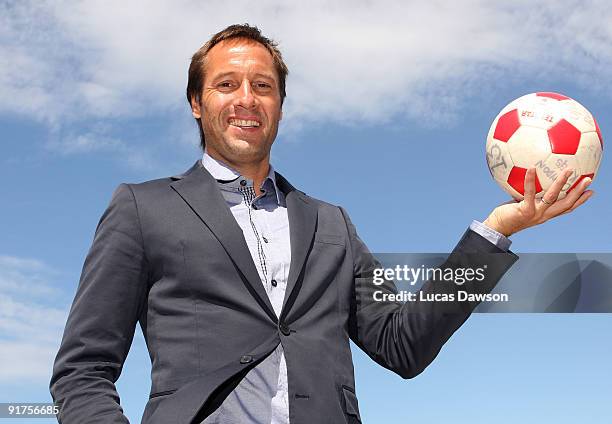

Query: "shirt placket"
left=238, top=185, right=272, bottom=292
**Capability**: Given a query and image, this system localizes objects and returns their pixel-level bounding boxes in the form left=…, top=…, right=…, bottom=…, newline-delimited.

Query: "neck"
left=206, top=148, right=270, bottom=196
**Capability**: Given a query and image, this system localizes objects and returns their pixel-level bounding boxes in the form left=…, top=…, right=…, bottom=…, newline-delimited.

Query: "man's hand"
left=483, top=168, right=594, bottom=237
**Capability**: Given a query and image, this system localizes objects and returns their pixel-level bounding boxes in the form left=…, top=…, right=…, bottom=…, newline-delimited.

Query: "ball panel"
left=547, top=119, right=581, bottom=154
left=534, top=171, right=543, bottom=193
left=493, top=109, right=520, bottom=142
left=575, top=132, right=603, bottom=176
left=486, top=112, right=501, bottom=149
left=567, top=173, right=594, bottom=194
left=499, top=179, right=523, bottom=200
left=559, top=98, right=596, bottom=133
left=516, top=94, right=564, bottom=130
left=486, top=138, right=514, bottom=182
left=534, top=153, right=579, bottom=193
left=507, top=166, right=542, bottom=196
left=594, top=118, right=604, bottom=149
left=536, top=92, right=570, bottom=101
left=507, top=126, right=551, bottom=168
left=490, top=94, right=534, bottom=134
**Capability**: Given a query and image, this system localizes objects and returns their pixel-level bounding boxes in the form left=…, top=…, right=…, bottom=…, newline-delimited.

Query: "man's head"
left=187, top=24, right=288, bottom=167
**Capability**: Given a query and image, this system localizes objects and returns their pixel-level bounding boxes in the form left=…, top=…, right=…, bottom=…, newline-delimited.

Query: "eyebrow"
left=252, top=73, right=276, bottom=81
left=210, top=71, right=276, bottom=83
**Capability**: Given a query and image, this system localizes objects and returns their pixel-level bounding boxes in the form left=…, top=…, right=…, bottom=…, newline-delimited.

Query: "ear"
left=191, top=97, right=202, bottom=119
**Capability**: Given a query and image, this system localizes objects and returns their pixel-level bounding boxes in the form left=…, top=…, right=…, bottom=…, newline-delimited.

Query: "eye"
left=217, top=81, right=236, bottom=90
left=253, top=81, right=273, bottom=93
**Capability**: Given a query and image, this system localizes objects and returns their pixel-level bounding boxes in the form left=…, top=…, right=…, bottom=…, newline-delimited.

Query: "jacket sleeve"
left=339, top=207, right=518, bottom=379
left=50, top=184, right=149, bottom=423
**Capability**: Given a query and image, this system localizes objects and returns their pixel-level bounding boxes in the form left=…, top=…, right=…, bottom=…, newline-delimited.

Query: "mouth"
left=228, top=117, right=261, bottom=129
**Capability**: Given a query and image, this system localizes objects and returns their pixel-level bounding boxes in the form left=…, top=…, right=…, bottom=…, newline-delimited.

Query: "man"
left=50, top=24, right=593, bottom=423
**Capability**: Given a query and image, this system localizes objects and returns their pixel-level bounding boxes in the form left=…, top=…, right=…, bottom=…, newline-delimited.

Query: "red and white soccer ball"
left=486, top=92, right=603, bottom=200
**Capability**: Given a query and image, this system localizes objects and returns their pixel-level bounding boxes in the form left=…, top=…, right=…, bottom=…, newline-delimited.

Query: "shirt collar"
left=202, top=149, right=284, bottom=206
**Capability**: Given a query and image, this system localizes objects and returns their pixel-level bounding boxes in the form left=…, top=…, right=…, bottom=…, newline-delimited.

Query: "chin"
left=227, top=141, right=269, bottom=160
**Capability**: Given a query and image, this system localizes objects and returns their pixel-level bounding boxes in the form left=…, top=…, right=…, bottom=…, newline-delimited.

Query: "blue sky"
left=1, top=1, right=611, bottom=423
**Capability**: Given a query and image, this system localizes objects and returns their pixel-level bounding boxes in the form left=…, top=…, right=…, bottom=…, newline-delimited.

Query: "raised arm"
left=340, top=207, right=518, bottom=379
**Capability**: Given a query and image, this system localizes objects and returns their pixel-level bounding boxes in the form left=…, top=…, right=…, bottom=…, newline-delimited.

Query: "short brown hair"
left=186, top=24, right=289, bottom=150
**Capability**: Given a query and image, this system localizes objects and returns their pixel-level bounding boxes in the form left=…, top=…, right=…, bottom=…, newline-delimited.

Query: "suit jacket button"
left=240, top=355, right=253, bottom=364
left=279, top=323, right=291, bottom=336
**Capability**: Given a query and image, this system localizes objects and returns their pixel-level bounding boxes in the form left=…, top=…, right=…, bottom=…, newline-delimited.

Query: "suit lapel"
left=275, top=172, right=318, bottom=319
left=170, top=160, right=276, bottom=319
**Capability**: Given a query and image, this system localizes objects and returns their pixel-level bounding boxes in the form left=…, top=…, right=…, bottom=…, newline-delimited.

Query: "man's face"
left=191, top=39, right=283, bottom=167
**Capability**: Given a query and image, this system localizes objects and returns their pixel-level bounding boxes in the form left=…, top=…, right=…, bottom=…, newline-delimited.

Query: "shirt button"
left=271, top=279, right=277, bottom=287
left=240, top=355, right=253, bottom=364
left=262, top=236, right=268, bottom=243
left=279, top=323, right=291, bottom=336
left=240, top=180, right=247, bottom=186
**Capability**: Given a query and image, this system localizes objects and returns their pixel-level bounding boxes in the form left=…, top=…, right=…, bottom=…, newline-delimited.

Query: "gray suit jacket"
left=50, top=160, right=518, bottom=423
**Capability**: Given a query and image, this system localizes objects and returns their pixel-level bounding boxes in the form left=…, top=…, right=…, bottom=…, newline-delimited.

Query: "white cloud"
left=0, top=342, right=60, bottom=381
left=0, top=255, right=68, bottom=383
left=0, top=294, right=66, bottom=344
left=1, top=0, right=611, bottom=136
left=42, top=125, right=160, bottom=171
left=46, top=132, right=124, bottom=155
left=0, top=255, right=60, bottom=298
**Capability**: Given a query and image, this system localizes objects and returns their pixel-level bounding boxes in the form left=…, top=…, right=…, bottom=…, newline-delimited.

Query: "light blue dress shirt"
left=201, top=151, right=291, bottom=424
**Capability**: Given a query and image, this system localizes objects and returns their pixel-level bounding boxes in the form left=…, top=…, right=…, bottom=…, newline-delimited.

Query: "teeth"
left=229, top=119, right=260, bottom=127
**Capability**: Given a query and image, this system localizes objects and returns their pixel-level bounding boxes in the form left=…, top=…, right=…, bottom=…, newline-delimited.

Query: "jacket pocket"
left=341, top=385, right=361, bottom=423
left=314, top=233, right=345, bottom=246
left=149, top=389, right=177, bottom=399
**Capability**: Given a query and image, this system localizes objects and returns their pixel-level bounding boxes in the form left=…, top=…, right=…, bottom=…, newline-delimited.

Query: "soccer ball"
left=486, top=92, right=603, bottom=200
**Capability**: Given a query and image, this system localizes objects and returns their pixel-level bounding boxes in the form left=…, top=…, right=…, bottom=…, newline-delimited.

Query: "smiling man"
left=50, top=24, right=594, bottom=424
left=187, top=31, right=285, bottom=196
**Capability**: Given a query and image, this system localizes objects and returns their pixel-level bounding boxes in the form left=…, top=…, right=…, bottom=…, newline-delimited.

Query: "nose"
left=236, top=79, right=257, bottom=109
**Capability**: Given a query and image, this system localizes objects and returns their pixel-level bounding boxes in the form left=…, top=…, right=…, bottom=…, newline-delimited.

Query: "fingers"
left=553, top=174, right=593, bottom=214
left=550, top=178, right=591, bottom=214
left=541, top=168, right=574, bottom=207
left=561, top=190, right=594, bottom=216
left=523, top=168, right=536, bottom=212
